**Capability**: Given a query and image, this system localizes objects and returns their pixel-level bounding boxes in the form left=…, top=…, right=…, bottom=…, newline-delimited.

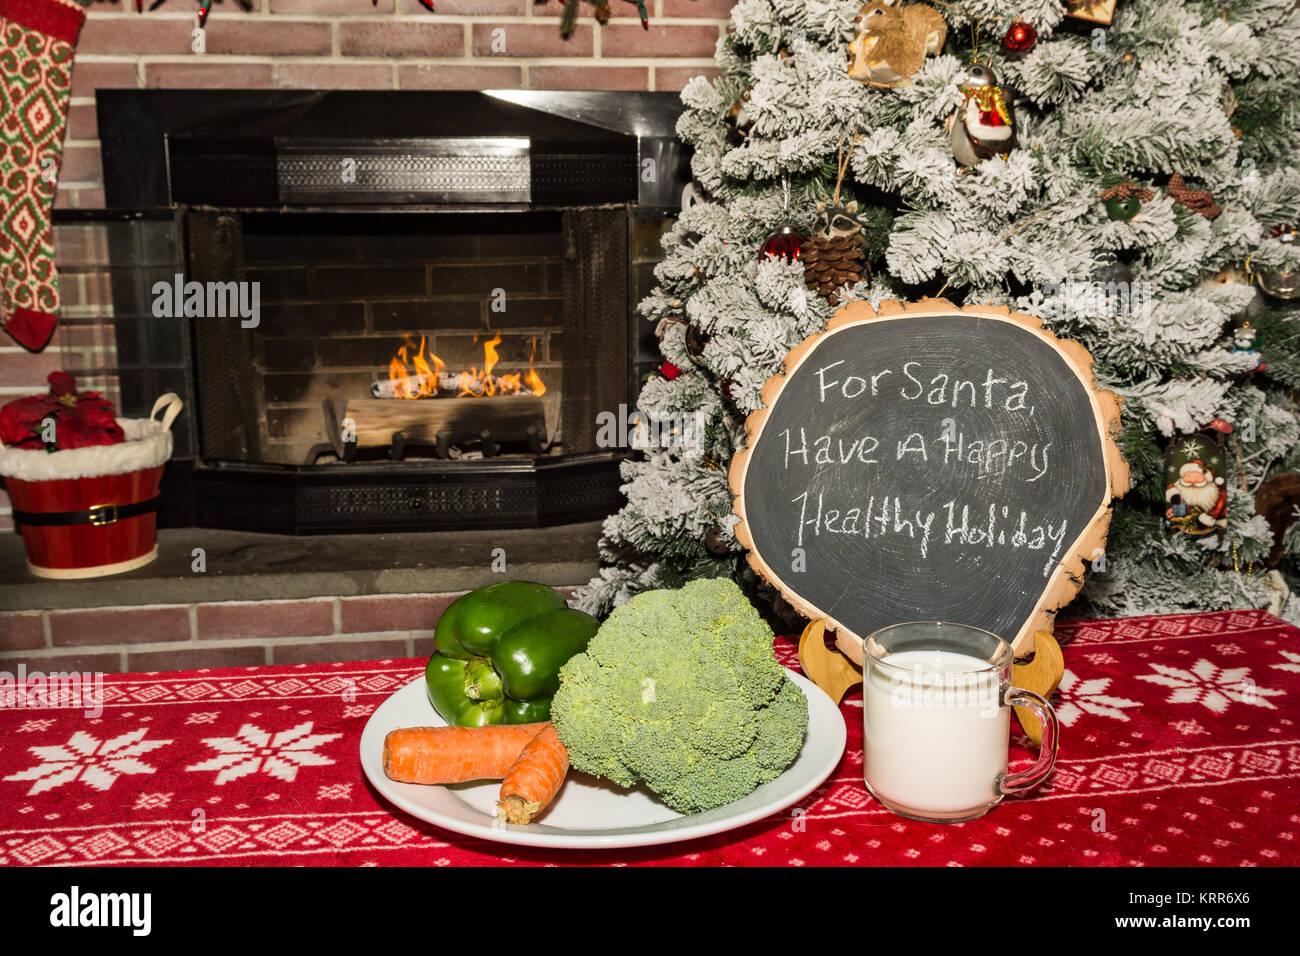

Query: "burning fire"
left=386, top=333, right=546, bottom=399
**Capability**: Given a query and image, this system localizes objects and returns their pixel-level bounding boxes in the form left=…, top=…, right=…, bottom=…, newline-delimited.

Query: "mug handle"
left=997, top=686, right=1059, bottom=796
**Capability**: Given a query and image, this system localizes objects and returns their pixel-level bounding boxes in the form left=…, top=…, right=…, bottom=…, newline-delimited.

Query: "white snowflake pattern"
left=1169, top=719, right=1209, bottom=736
left=1055, top=669, right=1142, bottom=727
left=2, top=729, right=173, bottom=795
left=185, top=722, right=341, bottom=785
left=1273, top=651, right=1300, bottom=674
left=1137, top=660, right=1284, bottom=714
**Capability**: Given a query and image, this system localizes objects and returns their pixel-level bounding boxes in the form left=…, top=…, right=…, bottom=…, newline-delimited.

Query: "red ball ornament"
left=660, top=361, right=682, bottom=380
left=759, top=223, right=805, bottom=262
left=1002, top=20, right=1037, bottom=53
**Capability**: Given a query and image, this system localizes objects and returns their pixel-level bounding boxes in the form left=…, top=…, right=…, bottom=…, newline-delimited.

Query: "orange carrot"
left=383, top=723, right=549, bottom=785
left=496, top=723, right=569, bottom=825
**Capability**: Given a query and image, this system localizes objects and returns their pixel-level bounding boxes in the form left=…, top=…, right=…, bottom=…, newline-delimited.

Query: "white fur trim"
left=0, top=417, right=174, bottom=482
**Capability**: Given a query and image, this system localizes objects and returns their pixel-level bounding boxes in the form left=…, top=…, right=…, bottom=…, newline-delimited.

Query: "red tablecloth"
left=1, top=608, right=1297, bottom=866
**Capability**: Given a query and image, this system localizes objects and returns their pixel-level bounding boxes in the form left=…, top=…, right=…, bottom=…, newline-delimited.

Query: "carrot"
left=383, top=723, right=549, bottom=785
left=496, top=723, right=569, bottom=825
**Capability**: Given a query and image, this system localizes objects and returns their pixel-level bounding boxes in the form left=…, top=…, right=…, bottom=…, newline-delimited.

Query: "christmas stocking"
left=0, top=0, right=85, bottom=352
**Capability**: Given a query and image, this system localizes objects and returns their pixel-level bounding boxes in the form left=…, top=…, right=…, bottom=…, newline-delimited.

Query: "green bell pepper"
left=425, top=580, right=599, bottom=727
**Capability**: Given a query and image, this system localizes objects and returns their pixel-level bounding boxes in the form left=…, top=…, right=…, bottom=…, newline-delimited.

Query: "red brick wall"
left=56, top=0, right=733, bottom=211
left=0, top=589, right=577, bottom=673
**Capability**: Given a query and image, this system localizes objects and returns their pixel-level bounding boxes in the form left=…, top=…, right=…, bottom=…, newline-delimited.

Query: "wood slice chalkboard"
left=730, top=299, right=1129, bottom=663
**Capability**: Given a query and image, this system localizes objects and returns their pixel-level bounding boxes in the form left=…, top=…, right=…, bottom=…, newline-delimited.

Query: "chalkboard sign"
left=730, top=299, right=1128, bottom=660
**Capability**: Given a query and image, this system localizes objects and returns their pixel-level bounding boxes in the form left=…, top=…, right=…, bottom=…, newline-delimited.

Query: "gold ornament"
left=1064, top=0, right=1118, bottom=26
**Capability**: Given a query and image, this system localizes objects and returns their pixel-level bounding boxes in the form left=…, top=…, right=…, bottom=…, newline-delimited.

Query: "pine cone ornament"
left=802, top=200, right=869, bottom=305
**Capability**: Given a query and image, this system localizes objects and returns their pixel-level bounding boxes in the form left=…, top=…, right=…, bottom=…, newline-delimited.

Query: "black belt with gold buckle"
left=12, top=497, right=161, bottom=528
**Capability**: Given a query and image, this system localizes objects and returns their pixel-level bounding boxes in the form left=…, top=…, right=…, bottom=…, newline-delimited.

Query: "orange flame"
left=387, top=332, right=544, bottom=399
left=523, top=336, right=547, bottom=397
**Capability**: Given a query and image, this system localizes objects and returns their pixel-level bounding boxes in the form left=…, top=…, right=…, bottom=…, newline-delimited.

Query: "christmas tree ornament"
left=724, top=87, right=753, bottom=148
left=0, top=0, right=86, bottom=353
left=802, top=201, right=869, bottom=306
left=1203, top=265, right=1250, bottom=288
left=948, top=64, right=1016, bottom=168
left=759, top=223, right=805, bottom=262
left=654, top=315, right=686, bottom=341
left=198, top=0, right=212, bottom=27
left=1222, top=83, right=1243, bottom=138
left=1255, top=473, right=1300, bottom=566
left=704, top=525, right=731, bottom=556
left=1064, top=0, right=1117, bottom=26
left=1166, top=173, right=1222, bottom=220
left=1256, top=226, right=1299, bottom=300
left=1231, top=320, right=1265, bottom=372
left=1092, top=250, right=1133, bottom=286
left=659, top=360, right=682, bottom=380
left=1163, top=430, right=1229, bottom=538
left=801, top=139, right=869, bottom=305
left=1100, top=181, right=1153, bottom=221
left=847, top=0, right=947, bottom=88
left=1002, top=20, right=1037, bottom=53
left=685, top=323, right=710, bottom=359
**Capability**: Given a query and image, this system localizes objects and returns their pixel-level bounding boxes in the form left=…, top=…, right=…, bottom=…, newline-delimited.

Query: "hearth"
left=92, top=90, right=687, bottom=532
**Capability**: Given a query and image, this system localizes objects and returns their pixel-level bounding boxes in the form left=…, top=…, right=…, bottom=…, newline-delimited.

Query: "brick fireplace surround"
left=0, top=1, right=734, bottom=672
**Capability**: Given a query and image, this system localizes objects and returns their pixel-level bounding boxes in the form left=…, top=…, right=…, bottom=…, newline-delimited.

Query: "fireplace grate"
left=192, top=456, right=623, bottom=533
left=276, top=138, right=533, bottom=204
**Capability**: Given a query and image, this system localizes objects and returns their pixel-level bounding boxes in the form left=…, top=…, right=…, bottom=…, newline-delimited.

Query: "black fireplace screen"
left=186, top=207, right=629, bottom=466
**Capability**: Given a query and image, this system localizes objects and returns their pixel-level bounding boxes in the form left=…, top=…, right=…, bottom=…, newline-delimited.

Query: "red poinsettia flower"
left=0, top=371, right=125, bottom=451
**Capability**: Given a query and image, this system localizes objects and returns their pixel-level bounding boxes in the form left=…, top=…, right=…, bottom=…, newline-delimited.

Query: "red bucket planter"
left=0, top=394, right=183, bottom=579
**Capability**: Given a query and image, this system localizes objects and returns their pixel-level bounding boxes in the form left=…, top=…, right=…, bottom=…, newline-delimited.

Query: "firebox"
left=93, top=90, right=687, bottom=533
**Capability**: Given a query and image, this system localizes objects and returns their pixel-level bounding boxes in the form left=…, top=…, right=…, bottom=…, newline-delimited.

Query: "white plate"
left=359, top=669, right=847, bottom=850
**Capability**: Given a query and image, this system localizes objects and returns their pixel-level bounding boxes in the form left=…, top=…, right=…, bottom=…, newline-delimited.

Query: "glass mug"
left=862, top=621, right=1059, bottom=823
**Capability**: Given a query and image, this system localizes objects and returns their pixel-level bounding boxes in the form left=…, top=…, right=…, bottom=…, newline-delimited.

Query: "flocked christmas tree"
left=577, top=0, right=1300, bottom=626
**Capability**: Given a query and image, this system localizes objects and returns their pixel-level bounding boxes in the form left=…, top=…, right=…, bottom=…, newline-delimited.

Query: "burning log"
left=371, top=371, right=541, bottom=400
left=340, top=396, right=548, bottom=457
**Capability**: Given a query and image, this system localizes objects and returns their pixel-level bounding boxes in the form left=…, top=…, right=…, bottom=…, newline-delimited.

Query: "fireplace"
left=93, top=90, right=687, bottom=532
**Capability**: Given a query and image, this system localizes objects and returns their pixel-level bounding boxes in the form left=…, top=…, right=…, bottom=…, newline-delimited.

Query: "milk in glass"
left=863, top=649, right=1006, bottom=816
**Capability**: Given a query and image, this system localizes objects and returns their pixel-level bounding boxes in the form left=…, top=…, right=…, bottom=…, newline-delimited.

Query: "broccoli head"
left=550, top=577, right=809, bottom=814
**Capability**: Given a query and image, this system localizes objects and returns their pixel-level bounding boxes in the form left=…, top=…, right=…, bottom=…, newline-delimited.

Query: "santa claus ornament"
left=1163, top=431, right=1230, bottom=538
